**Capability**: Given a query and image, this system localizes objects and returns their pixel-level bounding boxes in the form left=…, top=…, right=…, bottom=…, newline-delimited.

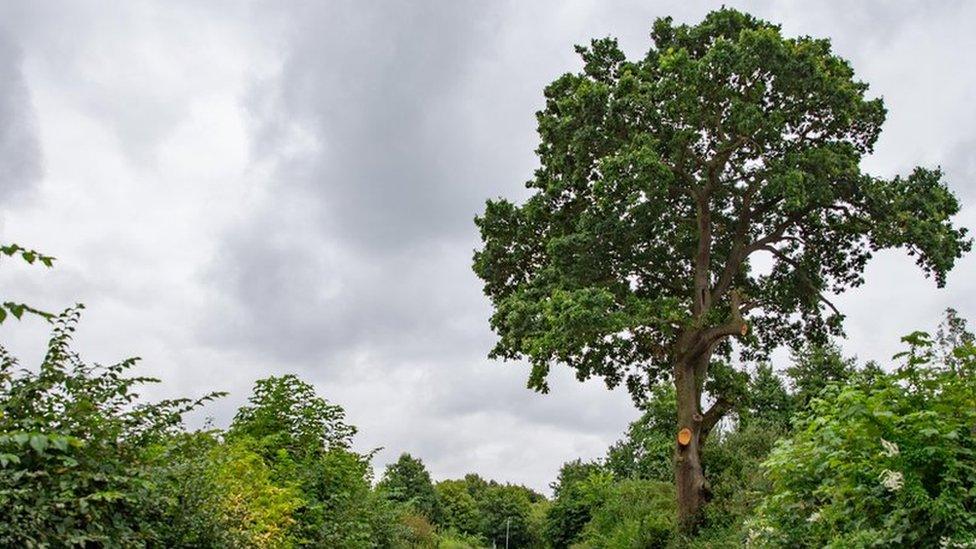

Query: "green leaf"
left=29, top=434, right=49, bottom=454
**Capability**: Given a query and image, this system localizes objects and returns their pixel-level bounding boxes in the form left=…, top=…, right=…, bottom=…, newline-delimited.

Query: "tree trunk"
left=674, top=351, right=708, bottom=532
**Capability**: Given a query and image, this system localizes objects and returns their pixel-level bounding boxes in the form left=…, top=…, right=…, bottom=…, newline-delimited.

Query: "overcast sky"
left=1, top=1, right=974, bottom=494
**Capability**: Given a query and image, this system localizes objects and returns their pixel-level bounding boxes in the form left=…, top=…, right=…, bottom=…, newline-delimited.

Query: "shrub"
left=576, top=474, right=675, bottom=548
left=748, top=330, right=976, bottom=547
left=0, top=308, right=221, bottom=546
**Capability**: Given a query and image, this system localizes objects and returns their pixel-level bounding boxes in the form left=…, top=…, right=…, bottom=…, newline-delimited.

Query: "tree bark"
left=674, top=347, right=710, bottom=533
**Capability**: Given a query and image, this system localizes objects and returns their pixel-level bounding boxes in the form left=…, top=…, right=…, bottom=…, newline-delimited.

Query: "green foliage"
left=230, top=375, right=395, bottom=547
left=207, top=439, right=303, bottom=547
left=151, top=431, right=302, bottom=548
left=576, top=475, right=675, bottom=549
left=0, top=243, right=55, bottom=324
left=477, top=483, right=537, bottom=548
left=472, top=6, right=968, bottom=406
left=699, top=420, right=785, bottom=541
left=0, top=308, right=222, bottom=546
left=605, top=385, right=675, bottom=482
left=229, top=374, right=356, bottom=460
left=740, top=364, right=793, bottom=429
left=784, top=342, right=857, bottom=410
left=436, top=479, right=483, bottom=537
left=749, top=324, right=976, bottom=547
left=378, top=453, right=441, bottom=522
left=544, top=459, right=607, bottom=547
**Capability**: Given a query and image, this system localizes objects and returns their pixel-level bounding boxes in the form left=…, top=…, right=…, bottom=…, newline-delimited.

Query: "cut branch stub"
left=677, top=427, right=693, bottom=446
left=740, top=323, right=748, bottom=336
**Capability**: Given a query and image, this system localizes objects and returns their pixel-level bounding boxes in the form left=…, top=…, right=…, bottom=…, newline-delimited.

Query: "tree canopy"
left=473, top=8, right=970, bottom=404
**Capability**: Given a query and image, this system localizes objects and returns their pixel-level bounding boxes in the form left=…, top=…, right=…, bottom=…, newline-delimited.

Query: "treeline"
left=0, top=307, right=546, bottom=547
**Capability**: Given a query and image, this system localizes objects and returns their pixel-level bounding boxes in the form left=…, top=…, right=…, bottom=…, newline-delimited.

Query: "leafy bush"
left=229, top=375, right=392, bottom=547
left=544, top=459, right=606, bottom=547
left=748, top=329, right=976, bottom=547
left=575, top=474, right=675, bottom=548
left=152, top=431, right=301, bottom=547
left=0, top=308, right=221, bottom=546
left=207, top=439, right=302, bottom=547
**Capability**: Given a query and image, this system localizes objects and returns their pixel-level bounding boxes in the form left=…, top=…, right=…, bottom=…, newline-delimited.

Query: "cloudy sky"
left=1, top=1, right=974, bottom=493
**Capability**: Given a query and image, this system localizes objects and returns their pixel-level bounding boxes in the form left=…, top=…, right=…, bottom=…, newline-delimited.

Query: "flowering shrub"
left=747, top=330, right=976, bottom=547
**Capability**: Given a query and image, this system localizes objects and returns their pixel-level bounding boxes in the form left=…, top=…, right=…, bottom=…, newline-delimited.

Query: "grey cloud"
left=252, top=1, right=505, bottom=251
left=0, top=33, right=41, bottom=202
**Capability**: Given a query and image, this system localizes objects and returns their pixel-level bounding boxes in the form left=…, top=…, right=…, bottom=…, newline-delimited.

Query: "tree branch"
left=693, top=290, right=751, bottom=358
left=761, top=245, right=842, bottom=316
left=700, top=397, right=733, bottom=442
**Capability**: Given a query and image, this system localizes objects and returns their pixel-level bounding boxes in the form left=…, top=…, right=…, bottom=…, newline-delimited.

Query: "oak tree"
left=473, top=8, right=969, bottom=529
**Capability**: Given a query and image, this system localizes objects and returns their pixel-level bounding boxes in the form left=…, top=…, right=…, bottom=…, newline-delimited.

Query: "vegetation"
left=1, top=6, right=973, bottom=549
left=473, top=7, right=969, bottom=527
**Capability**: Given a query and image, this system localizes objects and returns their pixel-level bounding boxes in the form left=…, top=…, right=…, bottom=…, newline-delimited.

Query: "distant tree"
left=229, top=375, right=386, bottom=545
left=435, top=479, right=482, bottom=537
left=228, top=374, right=356, bottom=461
left=378, top=453, right=441, bottom=521
left=461, top=473, right=490, bottom=499
left=785, top=342, right=857, bottom=409
left=478, top=484, right=536, bottom=548
left=742, top=364, right=793, bottom=428
left=473, top=8, right=970, bottom=527
left=935, top=307, right=975, bottom=369
left=544, top=460, right=606, bottom=548
left=605, top=384, right=675, bottom=482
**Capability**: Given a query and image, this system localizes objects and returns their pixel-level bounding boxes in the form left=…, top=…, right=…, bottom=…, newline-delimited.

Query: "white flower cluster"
left=879, top=469, right=904, bottom=491
left=940, top=535, right=976, bottom=548
left=880, top=438, right=900, bottom=458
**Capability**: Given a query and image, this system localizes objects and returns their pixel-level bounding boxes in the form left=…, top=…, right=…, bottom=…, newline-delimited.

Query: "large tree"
left=472, top=9, right=970, bottom=529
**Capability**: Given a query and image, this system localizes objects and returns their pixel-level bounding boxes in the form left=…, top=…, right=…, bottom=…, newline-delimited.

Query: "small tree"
left=229, top=374, right=356, bottom=461
left=544, top=460, right=606, bottom=548
left=435, top=479, right=483, bottom=537
left=784, top=342, right=858, bottom=410
left=473, top=8, right=970, bottom=528
left=378, top=453, right=441, bottom=521
left=477, top=484, right=535, bottom=548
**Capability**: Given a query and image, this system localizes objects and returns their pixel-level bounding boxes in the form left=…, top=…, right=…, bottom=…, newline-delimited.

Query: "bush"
left=0, top=308, right=221, bottom=546
left=748, top=331, right=976, bottom=547
left=544, top=460, right=606, bottom=548
left=575, top=474, right=675, bottom=549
